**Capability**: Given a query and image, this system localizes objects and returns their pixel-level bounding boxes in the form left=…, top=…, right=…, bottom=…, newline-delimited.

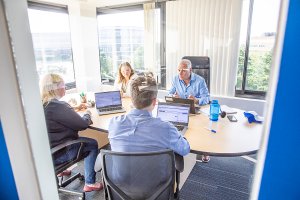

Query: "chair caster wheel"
left=79, top=175, right=85, bottom=181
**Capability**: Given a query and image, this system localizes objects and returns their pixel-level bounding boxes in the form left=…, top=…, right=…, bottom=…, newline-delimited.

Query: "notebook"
left=94, top=91, right=126, bottom=115
left=165, top=96, right=200, bottom=114
left=156, top=102, right=190, bottom=135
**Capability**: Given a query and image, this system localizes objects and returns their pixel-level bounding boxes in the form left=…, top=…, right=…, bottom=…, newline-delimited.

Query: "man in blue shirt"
left=169, top=59, right=210, bottom=162
left=108, top=76, right=190, bottom=156
left=169, top=59, right=210, bottom=105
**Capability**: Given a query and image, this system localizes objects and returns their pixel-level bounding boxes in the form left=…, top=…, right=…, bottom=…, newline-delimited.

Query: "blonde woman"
left=114, top=62, right=137, bottom=97
left=41, top=74, right=103, bottom=192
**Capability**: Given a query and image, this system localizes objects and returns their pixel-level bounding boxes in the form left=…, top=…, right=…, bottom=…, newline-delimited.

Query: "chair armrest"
left=51, top=138, right=88, bottom=154
left=174, top=153, right=184, bottom=172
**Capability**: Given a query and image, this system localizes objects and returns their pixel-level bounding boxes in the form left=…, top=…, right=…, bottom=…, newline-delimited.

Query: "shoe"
left=201, top=155, right=210, bottom=163
left=57, top=170, right=71, bottom=177
left=83, top=182, right=104, bottom=192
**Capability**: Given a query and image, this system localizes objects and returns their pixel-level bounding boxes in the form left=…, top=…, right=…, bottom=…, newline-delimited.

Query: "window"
left=97, top=4, right=163, bottom=87
left=236, top=0, right=281, bottom=98
left=27, top=2, right=76, bottom=89
left=97, top=9, right=144, bottom=84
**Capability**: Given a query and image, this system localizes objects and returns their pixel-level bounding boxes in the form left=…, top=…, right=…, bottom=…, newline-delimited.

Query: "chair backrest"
left=51, top=138, right=91, bottom=200
left=182, top=56, right=210, bottom=91
left=101, top=149, right=176, bottom=200
left=51, top=138, right=90, bottom=174
left=135, top=71, right=154, bottom=78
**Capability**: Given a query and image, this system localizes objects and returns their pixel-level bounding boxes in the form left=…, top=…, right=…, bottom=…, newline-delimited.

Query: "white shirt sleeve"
left=123, top=74, right=138, bottom=97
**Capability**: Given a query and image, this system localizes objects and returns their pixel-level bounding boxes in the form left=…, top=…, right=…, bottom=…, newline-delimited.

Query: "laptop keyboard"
left=98, top=106, right=123, bottom=112
left=175, top=125, right=184, bottom=131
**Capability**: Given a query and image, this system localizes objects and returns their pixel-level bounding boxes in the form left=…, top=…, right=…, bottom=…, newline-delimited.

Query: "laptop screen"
left=95, top=91, right=122, bottom=108
left=165, top=96, right=196, bottom=114
left=157, top=102, right=190, bottom=125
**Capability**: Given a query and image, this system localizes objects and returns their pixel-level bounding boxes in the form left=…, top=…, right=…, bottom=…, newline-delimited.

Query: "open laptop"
left=156, top=102, right=190, bottom=135
left=165, top=96, right=200, bottom=114
left=95, top=91, right=126, bottom=115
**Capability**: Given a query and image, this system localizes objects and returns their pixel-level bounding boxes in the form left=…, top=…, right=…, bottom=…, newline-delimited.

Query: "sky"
left=248, top=0, right=281, bottom=36
left=97, top=10, right=144, bottom=27
left=28, top=9, right=70, bottom=33
left=28, top=9, right=144, bottom=33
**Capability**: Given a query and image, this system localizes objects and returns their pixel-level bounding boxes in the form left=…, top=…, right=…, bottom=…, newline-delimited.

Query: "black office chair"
left=100, top=149, right=183, bottom=200
left=51, top=138, right=91, bottom=200
left=135, top=71, right=154, bottom=78
left=182, top=56, right=210, bottom=91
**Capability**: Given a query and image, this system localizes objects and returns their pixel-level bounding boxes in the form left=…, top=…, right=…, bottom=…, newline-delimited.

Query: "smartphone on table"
left=227, top=115, right=238, bottom=122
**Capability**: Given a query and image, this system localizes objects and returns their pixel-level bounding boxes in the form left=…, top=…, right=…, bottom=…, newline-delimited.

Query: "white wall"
left=68, top=1, right=102, bottom=92
left=213, top=96, right=265, bottom=116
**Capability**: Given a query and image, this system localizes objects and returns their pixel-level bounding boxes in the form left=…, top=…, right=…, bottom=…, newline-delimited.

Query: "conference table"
left=86, top=97, right=263, bottom=157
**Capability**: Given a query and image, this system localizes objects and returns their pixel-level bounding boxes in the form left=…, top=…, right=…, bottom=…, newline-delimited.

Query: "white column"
left=0, top=0, right=58, bottom=199
left=68, top=1, right=102, bottom=92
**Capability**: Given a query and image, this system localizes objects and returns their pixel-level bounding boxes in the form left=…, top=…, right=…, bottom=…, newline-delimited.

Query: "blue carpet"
left=60, top=155, right=255, bottom=200
left=180, top=156, right=255, bottom=200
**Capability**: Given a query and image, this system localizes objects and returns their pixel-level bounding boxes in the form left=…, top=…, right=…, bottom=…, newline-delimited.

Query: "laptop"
left=165, top=96, right=200, bottom=114
left=156, top=102, right=190, bottom=135
left=94, top=91, right=126, bottom=115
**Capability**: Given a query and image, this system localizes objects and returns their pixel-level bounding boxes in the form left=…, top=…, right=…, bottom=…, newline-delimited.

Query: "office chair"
left=100, top=149, right=183, bottom=200
left=135, top=71, right=154, bottom=78
left=51, top=138, right=91, bottom=200
left=182, top=56, right=210, bottom=91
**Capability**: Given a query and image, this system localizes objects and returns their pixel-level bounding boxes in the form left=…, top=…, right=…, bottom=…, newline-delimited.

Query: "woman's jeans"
left=54, top=137, right=98, bottom=184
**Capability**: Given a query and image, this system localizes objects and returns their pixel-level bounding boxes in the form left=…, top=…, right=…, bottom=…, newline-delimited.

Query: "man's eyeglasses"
left=178, top=68, right=189, bottom=73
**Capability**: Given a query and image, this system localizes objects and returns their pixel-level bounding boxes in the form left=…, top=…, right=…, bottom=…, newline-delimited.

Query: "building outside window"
left=236, top=0, right=281, bottom=98
left=27, top=2, right=76, bottom=89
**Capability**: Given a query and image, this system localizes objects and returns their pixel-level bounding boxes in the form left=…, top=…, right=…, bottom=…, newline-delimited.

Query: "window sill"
left=235, top=90, right=266, bottom=100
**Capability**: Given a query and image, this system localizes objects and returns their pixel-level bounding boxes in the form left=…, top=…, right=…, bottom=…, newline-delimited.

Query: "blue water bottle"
left=210, top=100, right=220, bottom=121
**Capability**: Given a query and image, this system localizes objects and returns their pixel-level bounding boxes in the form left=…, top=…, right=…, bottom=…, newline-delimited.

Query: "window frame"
left=27, top=1, right=76, bottom=90
left=157, top=2, right=166, bottom=89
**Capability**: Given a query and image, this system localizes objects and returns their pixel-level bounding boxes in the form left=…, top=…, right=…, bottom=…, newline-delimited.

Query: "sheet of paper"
left=200, top=107, right=210, bottom=116
left=220, top=105, right=237, bottom=114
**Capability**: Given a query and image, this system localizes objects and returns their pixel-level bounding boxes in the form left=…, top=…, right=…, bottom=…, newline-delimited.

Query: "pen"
left=204, top=127, right=217, bottom=133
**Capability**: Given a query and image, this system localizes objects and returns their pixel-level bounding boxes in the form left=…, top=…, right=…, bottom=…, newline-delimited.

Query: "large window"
left=97, top=4, right=162, bottom=86
left=236, top=0, right=281, bottom=98
left=27, top=2, right=75, bottom=89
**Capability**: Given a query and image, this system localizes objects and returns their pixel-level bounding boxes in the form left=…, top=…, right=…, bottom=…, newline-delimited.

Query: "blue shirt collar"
left=190, top=73, right=196, bottom=81
left=178, top=72, right=196, bottom=84
left=129, top=109, right=152, bottom=117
